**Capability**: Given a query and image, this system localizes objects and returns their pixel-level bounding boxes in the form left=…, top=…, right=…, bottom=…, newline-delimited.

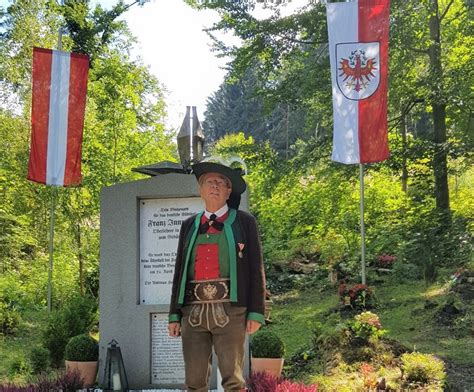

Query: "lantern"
left=101, top=339, right=129, bottom=392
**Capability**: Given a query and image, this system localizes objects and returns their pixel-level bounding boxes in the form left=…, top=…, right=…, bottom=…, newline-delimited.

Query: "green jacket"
left=169, top=209, right=266, bottom=324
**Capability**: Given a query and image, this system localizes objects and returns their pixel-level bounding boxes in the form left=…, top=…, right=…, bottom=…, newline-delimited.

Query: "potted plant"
left=250, top=330, right=286, bottom=377
left=64, top=334, right=99, bottom=387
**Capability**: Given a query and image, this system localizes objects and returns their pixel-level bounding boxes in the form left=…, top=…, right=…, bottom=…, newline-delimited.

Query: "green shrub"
left=350, top=311, right=386, bottom=341
left=64, top=334, right=98, bottom=361
left=30, top=346, right=50, bottom=373
left=0, top=271, right=30, bottom=311
left=401, top=352, right=446, bottom=386
left=250, top=330, right=285, bottom=358
left=391, top=261, right=421, bottom=283
left=42, top=294, right=98, bottom=367
left=0, top=302, right=21, bottom=335
left=8, top=356, right=31, bottom=377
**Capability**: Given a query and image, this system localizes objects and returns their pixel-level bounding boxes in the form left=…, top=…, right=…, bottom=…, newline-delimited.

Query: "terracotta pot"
left=250, top=357, right=284, bottom=378
left=65, top=360, right=98, bottom=387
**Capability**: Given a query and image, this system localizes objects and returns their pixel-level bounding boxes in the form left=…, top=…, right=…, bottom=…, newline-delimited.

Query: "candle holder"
left=101, top=339, right=129, bottom=392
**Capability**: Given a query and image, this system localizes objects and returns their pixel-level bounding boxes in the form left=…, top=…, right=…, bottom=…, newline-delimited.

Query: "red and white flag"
left=28, top=47, right=89, bottom=186
left=326, top=0, right=390, bottom=164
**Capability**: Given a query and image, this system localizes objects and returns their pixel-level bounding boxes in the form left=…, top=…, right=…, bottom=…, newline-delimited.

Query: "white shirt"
left=204, top=204, right=229, bottom=219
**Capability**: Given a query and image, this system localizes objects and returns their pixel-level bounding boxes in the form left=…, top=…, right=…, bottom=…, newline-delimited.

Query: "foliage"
left=246, top=372, right=318, bottom=392
left=246, top=371, right=280, bottom=392
left=0, top=0, right=174, bottom=312
left=64, top=334, right=98, bottom=362
left=0, top=303, right=21, bottom=336
left=42, top=295, right=98, bottom=367
left=203, top=67, right=307, bottom=154
left=50, top=370, right=85, bottom=392
left=390, top=261, right=422, bottom=283
left=347, top=312, right=386, bottom=342
left=284, top=345, right=318, bottom=380
left=251, top=330, right=286, bottom=358
left=359, top=362, right=378, bottom=391
left=266, top=275, right=473, bottom=389
left=400, top=352, right=446, bottom=387
left=397, top=208, right=472, bottom=282
left=375, top=254, right=396, bottom=269
left=29, top=346, right=49, bottom=374
left=0, top=370, right=84, bottom=392
left=338, top=283, right=376, bottom=310
left=60, top=0, right=130, bottom=62
left=7, top=358, right=29, bottom=379
left=0, top=272, right=32, bottom=312
left=193, top=0, right=473, bottom=219
left=211, top=132, right=282, bottom=213
left=195, top=2, right=474, bottom=292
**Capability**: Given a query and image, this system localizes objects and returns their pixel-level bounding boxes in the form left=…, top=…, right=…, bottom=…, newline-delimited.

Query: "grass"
left=0, top=308, right=51, bottom=384
left=267, top=288, right=339, bottom=357
left=265, top=274, right=474, bottom=390
left=377, top=280, right=473, bottom=365
left=2, top=272, right=473, bottom=390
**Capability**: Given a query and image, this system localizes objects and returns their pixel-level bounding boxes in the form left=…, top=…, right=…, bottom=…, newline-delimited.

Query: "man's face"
left=199, top=172, right=232, bottom=209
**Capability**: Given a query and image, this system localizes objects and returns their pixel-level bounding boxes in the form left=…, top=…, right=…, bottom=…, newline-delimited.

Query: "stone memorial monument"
left=98, top=107, right=250, bottom=390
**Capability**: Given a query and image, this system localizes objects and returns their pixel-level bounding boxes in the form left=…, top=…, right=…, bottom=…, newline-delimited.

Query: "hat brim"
left=192, top=162, right=247, bottom=195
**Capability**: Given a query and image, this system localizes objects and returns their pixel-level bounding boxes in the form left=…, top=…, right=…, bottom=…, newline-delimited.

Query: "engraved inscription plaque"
left=140, top=197, right=203, bottom=304
left=151, top=313, right=185, bottom=385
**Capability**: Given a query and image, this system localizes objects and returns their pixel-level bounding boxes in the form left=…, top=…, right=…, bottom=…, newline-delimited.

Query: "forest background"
left=0, top=0, right=472, bottom=390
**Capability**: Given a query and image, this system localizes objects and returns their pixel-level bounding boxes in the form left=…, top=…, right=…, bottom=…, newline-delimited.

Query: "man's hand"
left=168, top=322, right=181, bottom=337
left=246, top=320, right=261, bottom=335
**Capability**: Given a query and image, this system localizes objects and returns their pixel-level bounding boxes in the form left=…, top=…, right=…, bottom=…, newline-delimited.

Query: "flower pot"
left=65, top=360, right=98, bottom=387
left=251, top=357, right=284, bottom=378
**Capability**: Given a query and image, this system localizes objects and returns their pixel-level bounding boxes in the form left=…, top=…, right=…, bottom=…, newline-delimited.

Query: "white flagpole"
left=47, top=187, right=57, bottom=312
left=359, top=164, right=366, bottom=284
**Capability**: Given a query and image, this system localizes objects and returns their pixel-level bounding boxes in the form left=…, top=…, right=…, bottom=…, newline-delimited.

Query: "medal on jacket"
left=238, top=243, right=245, bottom=259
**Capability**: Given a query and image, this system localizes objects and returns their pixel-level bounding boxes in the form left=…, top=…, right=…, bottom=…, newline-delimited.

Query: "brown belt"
left=184, top=278, right=230, bottom=304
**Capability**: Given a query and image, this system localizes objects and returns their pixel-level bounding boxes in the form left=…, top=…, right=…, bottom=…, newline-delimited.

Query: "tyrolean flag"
left=326, top=0, right=390, bottom=164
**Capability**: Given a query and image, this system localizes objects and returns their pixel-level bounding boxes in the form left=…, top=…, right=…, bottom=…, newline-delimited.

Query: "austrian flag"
left=326, top=0, right=390, bottom=164
left=28, top=48, right=89, bottom=186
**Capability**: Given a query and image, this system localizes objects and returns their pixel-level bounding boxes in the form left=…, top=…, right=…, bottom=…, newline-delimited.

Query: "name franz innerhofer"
left=148, top=219, right=184, bottom=228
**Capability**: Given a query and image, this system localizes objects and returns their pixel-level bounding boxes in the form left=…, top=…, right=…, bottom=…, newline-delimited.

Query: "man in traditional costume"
left=168, top=162, right=266, bottom=392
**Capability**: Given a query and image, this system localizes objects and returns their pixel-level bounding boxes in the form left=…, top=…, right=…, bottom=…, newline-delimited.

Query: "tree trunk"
left=428, top=0, right=450, bottom=213
left=400, top=111, right=408, bottom=193
left=75, top=222, right=84, bottom=295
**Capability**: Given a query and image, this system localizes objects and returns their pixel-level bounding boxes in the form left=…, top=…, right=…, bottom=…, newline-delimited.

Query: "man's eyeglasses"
left=203, top=179, right=229, bottom=188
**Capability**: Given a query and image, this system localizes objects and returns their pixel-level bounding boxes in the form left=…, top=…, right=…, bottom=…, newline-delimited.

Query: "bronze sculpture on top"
left=132, top=105, right=205, bottom=176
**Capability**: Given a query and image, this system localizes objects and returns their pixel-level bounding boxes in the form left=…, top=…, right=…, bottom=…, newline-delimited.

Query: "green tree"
left=0, top=0, right=176, bottom=302
left=204, top=67, right=307, bottom=155
left=189, top=0, right=473, bottom=221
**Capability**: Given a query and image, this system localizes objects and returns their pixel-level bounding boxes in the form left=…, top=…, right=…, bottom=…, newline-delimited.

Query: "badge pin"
left=237, top=243, right=245, bottom=259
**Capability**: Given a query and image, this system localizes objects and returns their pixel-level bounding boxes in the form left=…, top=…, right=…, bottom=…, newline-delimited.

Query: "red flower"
left=377, top=254, right=396, bottom=268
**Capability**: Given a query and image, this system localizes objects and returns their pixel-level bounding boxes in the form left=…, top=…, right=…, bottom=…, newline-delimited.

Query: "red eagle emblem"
left=339, top=49, right=377, bottom=92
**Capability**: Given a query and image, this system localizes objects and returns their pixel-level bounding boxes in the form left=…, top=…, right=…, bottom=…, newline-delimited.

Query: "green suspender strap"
left=177, top=212, right=203, bottom=304
left=223, top=209, right=238, bottom=302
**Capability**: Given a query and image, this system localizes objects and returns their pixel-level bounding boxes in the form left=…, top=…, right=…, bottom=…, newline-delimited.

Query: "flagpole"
left=47, top=187, right=57, bottom=312
left=359, top=164, right=366, bottom=285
